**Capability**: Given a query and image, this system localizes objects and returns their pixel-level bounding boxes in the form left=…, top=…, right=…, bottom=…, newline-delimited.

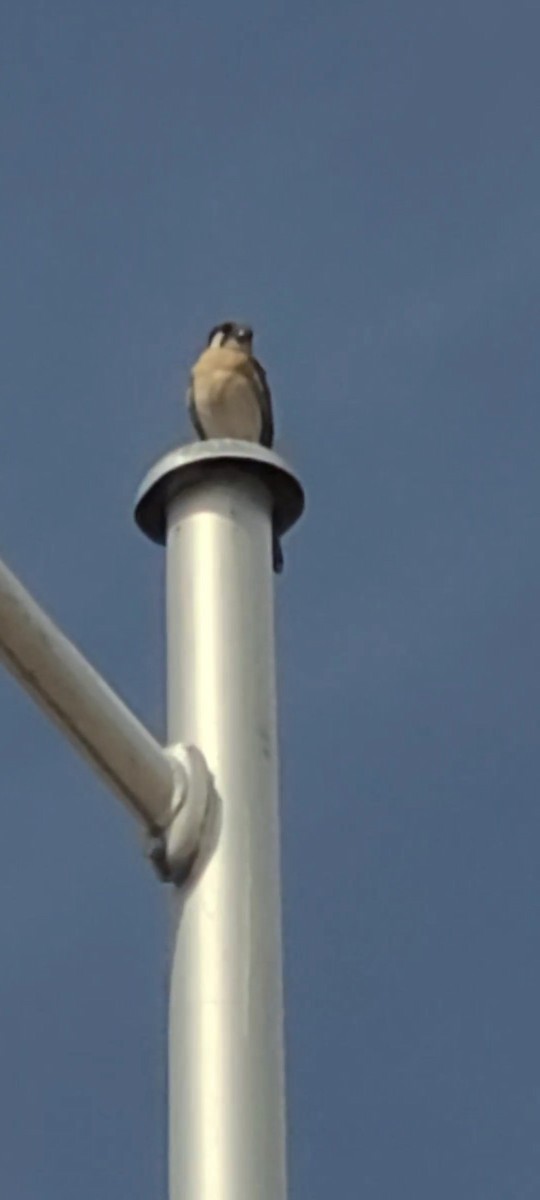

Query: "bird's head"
left=207, top=321, right=254, bottom=352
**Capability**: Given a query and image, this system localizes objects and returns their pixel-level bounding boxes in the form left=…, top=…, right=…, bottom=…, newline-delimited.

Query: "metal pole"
left=0, top=554, right=176, bottom=830
left=135, top=440, right=304, bottom=1200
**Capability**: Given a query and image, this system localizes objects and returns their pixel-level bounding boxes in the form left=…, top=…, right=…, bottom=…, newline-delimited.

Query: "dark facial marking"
left=207, top=321, right=234, bottom=345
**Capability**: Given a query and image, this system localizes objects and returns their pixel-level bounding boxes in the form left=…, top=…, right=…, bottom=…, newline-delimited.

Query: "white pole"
left=0, top=437, right=303, bottom=1193
left=135, top=440, right=304, bottom=1200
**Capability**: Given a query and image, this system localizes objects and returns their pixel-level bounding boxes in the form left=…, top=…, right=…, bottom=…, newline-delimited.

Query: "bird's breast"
left=193, top=368, right=263, bottom=442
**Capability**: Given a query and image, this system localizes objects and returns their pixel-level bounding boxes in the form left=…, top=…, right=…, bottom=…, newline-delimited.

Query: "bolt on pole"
left=135, top=439, right=304, bottom=1200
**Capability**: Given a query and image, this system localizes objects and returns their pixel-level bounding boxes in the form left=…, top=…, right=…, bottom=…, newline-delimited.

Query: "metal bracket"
left=146, top=743, right=213, bottom=885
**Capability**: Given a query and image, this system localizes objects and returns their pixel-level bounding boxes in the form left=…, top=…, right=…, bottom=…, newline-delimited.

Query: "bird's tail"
left=273, top=529, right=284, bottom=574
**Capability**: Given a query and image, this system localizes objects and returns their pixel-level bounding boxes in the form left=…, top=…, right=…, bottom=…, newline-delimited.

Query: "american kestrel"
left=187, top=321, right=283, bottom=571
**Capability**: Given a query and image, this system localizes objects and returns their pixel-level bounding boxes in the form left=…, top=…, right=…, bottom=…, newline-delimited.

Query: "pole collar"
left=134, top=438, right=305, bottom=548
left=146, top=744, right=214, bottom=885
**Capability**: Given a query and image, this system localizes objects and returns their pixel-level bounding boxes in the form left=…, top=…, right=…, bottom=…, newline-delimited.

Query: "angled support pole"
left=0, top=554, right=211, bottom=882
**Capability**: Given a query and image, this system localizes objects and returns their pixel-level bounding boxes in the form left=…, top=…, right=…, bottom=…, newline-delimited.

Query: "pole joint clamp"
left=146, top=744, right=213, bottom=885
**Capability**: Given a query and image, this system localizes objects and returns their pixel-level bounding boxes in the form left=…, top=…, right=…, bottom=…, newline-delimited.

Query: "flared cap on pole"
left=134, top=438, right=305, bottom=547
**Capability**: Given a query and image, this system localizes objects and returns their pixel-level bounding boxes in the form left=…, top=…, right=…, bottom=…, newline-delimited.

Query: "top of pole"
left=134, top=438, right=305, bottom=547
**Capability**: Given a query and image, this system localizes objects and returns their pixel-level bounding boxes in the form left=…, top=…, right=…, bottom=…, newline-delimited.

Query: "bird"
left=187, top=321, right=283, bottom=572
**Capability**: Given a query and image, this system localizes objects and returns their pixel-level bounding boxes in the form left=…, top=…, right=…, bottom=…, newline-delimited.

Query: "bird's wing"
left=186, top=374, right=206, bottom=439
left=250, top=357, right=274, bottom=448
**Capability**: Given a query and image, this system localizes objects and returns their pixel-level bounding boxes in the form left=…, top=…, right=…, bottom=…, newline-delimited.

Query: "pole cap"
left=134, top=439, right=305, bottom=546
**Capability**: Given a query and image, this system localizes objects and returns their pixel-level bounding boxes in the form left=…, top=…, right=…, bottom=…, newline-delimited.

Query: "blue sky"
left=1, top=2, right=540, bottom=1196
